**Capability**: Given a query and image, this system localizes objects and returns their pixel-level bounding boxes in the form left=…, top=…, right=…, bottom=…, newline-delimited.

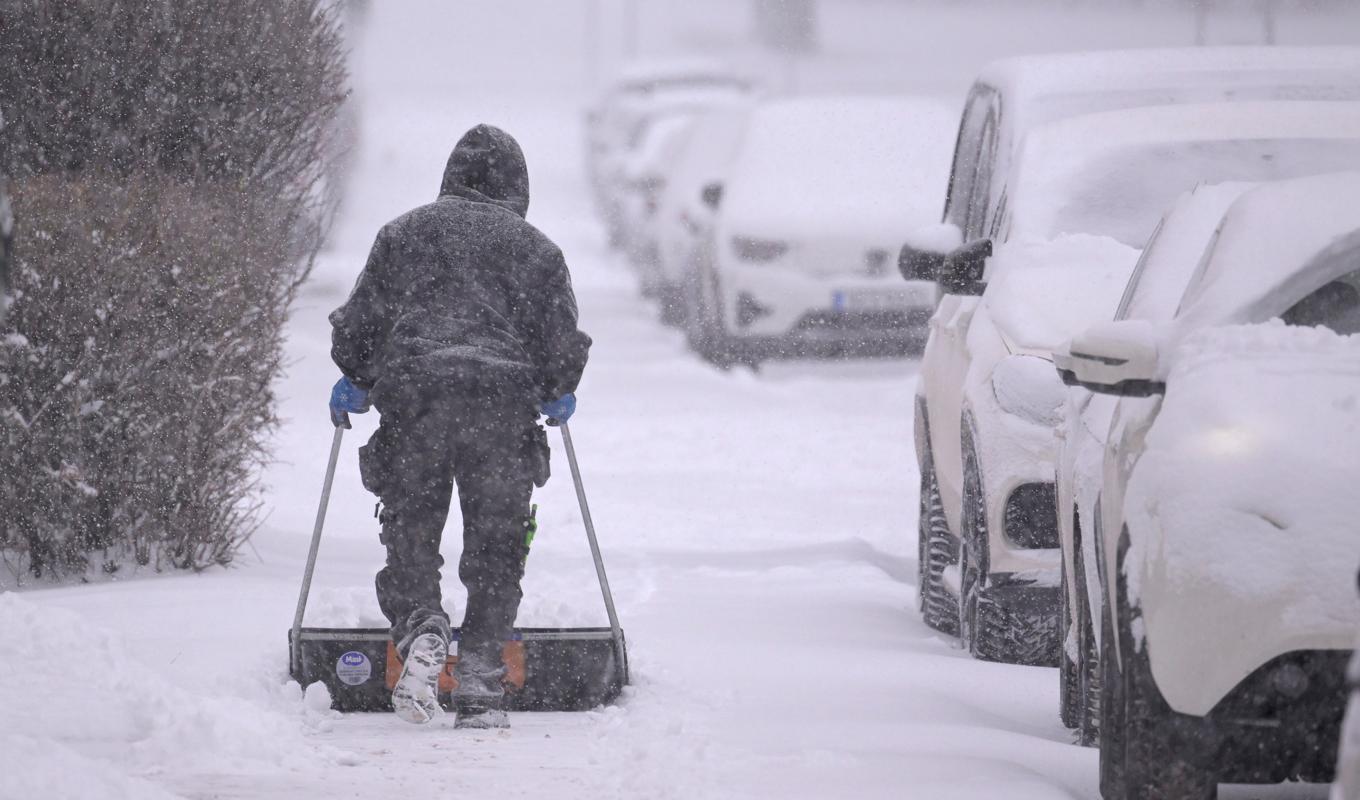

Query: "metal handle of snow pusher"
left=290, top=425, right=345, bottom=676
left=559, top=422, right=629, bottom=683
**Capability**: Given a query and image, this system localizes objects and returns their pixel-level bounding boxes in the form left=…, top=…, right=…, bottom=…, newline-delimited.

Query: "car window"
left=1281, top=267, right=1360, bottom=335
left=943, top=86, right=996, bottom=230
left=963, top=111, right=998, bottom=240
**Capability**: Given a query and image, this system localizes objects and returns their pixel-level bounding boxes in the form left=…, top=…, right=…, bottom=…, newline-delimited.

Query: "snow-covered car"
left=689, top=95, right=954, bottom=365
left=1054, top=181, right=1257, bottom=742
left=585, top=60, right=753, bottom=247
left=915, top=100, right=1360, bottom=669
left=1056, top=171, right=1360, bottom=797
left=614, top=113, right=696, bottom=283
left=653, top=107, right=749, bottom=328
left=909, top=45, right=1360, bottom=644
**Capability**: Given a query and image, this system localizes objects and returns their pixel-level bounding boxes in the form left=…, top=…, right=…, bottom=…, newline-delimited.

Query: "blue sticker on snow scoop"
left=336, top=651, right=372, bottom=686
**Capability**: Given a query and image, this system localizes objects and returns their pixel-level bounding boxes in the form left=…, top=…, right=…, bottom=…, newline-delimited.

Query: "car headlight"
left=991, top=355, right=1066, bottom=428
left=1196, top=426, right=1257, bottom=458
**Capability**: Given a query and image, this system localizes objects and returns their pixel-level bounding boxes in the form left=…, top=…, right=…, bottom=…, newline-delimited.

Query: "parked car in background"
left=690, top=95, right=954, bottom=366
left=585, top=60, right=753, bottom=247
left=908, top=45, right=1360, bottom=644
left=915, top=100, right=1360, bottom=668
left=1057, top=171, right=1360, bottom=798
left=1054, top=180, right=1257, bottom=742
left=615, top=113, right=696, bottom=284
left=654, top=107, right=750, bottom=328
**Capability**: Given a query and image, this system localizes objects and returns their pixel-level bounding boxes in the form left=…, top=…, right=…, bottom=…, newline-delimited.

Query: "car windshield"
left=1014, top=138, right=1360, bottom=247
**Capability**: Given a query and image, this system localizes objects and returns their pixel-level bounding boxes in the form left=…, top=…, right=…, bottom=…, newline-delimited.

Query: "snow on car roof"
left=1176, top=171, right=1360, bottom=327
left=1008, top=100, right=1360, bottom=246
left=979, top=46, right=1360, bottom=132
left=721, top=96, right=956, bottom=240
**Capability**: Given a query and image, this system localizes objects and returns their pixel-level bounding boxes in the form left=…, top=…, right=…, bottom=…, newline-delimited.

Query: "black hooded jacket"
left=329, top=125, right=591, bottom=409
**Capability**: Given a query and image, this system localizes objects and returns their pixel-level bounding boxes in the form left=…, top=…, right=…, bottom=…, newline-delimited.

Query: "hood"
left=984, top=235, right=1141, bottom=354
left=439, top=124, right=530, bottom=218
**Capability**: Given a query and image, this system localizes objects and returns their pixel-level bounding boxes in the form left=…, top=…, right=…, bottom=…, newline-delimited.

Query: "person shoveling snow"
left=327, top=124, right=591, bottom=729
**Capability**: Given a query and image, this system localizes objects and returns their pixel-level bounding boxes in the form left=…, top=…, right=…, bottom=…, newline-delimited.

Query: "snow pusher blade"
left=288, top=626, right=625, bottom=711
left=288, top=423, right=629, bottom=713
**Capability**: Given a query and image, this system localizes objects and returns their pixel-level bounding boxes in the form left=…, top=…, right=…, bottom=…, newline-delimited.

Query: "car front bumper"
left=1166, top=649, right=1349, bottom=784
left=718, top=263, right=935, bottom=343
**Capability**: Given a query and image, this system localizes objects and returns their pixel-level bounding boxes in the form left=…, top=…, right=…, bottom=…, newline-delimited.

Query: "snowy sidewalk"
left=3, top=219, right=1098, bottom=799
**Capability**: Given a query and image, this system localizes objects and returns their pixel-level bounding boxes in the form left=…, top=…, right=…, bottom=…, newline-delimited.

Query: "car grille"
left=794, top=310, right=921, bottom=332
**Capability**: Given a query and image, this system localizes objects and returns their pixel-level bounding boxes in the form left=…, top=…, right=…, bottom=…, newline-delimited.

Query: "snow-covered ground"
left=8, top=2, right=1360, bottom=798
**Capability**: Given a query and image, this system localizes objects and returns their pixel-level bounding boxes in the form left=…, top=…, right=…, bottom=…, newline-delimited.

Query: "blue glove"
left=329, top=376, right=371, bottom=429
left=540, top=393, right=576, bottom=426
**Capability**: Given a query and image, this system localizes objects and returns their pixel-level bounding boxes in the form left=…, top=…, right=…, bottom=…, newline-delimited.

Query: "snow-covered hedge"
left=0, top=0, right=348, bottom=580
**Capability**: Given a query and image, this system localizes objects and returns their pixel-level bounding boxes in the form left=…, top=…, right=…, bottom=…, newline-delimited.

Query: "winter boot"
left=392, top=632, right=448, bottom=725
left=452, top=650, right=509, bottom=730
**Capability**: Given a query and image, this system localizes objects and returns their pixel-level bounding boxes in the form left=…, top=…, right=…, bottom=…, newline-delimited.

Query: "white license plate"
left=831, top=289, right=911, bottom=313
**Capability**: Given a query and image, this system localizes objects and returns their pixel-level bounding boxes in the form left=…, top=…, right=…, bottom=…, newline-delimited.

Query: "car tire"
left=1059, top=564, right=1080, bottom=730
left=959, top=439, right=1058, bottom=666
left=658, top=283, right=686, bottom=327
left=1074, top=519, right=1101, bottom=747
left=1101, top=530, right=1215, bottom=799
left=918, top=451, right=959, bottom=636
left=684, top=261, right=751, bottom=369
left=1098, top=555, right=1127, bottom=799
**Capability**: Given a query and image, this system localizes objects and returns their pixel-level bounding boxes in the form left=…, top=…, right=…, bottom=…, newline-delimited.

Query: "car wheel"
left=960, top=440, right=1058, bottom=666
left=918, top=452, right=959, bottom=636
left=658, top=283, right=686, bottom=327
left=1098, top=555, right=1127, bottom=799
left=684, top=262, right=746, bottom=368
left=681, top=267, right=710, bottom=351
left=1102, top=530, right=1215, bottom=799
left=958, top=451, right=992, bottom=659
left=1059, top=563, right=1080, bottom=730
left=917, top=480, right=929, bottom=613
left=1074, top=520, right=1101, bottom=747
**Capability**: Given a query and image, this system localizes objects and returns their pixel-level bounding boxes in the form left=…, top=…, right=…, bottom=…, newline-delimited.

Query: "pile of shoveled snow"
left=0, top=593, right=352, bottom=799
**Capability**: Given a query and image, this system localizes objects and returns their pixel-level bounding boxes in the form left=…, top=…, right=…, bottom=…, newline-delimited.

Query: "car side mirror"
left=898, top=243, right=945, bottom=282
left=1054, top=320, right=1165, bottom=397
left=897, top=221, right=962, bottom=283
left=938, top=238, right=991, bottom=296
left=700, top=182, right=724, bottom=210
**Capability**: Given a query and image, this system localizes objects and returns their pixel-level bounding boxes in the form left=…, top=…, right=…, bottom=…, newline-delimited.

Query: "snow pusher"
left=288, top=422, right=628, bottom=712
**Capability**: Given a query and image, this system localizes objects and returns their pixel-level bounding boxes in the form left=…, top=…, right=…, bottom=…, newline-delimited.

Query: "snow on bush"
left=0, top=0, right=348, bottom=580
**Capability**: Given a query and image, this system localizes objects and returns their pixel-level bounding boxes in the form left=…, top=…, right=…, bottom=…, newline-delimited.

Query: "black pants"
left=361, top=391, right=545, bottom=673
